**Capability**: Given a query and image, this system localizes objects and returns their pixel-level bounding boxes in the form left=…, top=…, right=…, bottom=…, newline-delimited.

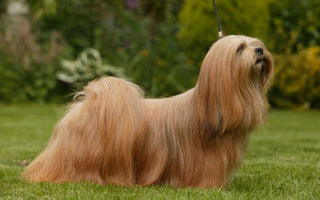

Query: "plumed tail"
left=23, top=77, right=145, bottom=184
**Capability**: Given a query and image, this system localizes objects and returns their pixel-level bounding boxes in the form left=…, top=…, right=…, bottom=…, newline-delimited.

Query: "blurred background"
left=0, top=0, right=319, bottom=109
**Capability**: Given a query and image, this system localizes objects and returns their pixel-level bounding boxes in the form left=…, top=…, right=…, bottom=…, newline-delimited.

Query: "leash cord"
left=212, top=0, right=223, bottom=38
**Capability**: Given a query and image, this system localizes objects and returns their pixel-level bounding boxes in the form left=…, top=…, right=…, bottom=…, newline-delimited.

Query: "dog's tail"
left=22, top=77, right=145, bottom=185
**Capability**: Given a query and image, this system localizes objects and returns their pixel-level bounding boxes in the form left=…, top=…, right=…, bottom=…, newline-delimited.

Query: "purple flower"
left=125, top=0, right=140, bottom=10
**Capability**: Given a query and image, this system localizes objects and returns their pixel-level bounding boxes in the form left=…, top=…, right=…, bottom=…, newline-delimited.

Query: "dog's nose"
left=255, top=47, right=264, bottom=55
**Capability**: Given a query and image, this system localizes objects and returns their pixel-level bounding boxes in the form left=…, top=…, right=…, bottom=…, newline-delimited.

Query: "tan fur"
left=23, top=35, right=273, bottom=188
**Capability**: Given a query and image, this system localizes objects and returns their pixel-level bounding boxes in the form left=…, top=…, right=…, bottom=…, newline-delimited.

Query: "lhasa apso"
left=23, top=35, right=273, bottom=188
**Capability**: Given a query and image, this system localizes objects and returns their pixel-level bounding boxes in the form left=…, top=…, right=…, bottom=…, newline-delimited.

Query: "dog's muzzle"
left=254, top=48, right=267, bottom=75
left=255, top=47, right=264, bottom=56
left=255, top=47, right=266, bottom=65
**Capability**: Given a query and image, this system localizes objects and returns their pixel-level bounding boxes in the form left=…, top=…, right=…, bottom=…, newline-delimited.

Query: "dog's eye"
left=236, top=44, right=246, bottom=54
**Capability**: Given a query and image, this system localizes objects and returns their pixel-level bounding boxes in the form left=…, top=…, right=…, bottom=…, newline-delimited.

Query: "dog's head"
left=197, top=35, right=273, bottom=135
left=199, top=35, right=273, bottom=93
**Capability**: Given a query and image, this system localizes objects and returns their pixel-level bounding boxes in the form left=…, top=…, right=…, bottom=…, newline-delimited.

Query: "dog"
left=23, top=35, right=273, bottom=188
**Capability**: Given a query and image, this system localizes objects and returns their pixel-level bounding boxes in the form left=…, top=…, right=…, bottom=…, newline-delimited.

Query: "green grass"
left=0, top=104, right=319, bottom=200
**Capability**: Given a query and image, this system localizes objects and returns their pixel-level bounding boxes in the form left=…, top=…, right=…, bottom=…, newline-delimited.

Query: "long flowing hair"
left=23, top=35, right=273, bottom=188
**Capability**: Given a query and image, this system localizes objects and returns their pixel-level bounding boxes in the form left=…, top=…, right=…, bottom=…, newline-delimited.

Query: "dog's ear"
left=196, top=45, right=239, bottom=136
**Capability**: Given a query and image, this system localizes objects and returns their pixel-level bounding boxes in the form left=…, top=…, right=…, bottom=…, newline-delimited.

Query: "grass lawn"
left=0, top=104, right=319, bottom=199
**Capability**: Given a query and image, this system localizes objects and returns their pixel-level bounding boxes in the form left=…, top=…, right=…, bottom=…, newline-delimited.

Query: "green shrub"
left=0, top=16, right=65, bottom=102
left=57, top=48, right=126, bottom=88
left=178, top=0, right=271, bottom=64
left=122, top=18, right=198, bottom=97
left=269, top=0, right=320, bottom=54
left=270, top=46, right=320, bottom=109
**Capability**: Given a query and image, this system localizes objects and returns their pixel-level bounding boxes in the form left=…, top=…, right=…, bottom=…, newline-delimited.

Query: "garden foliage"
left=0, top=0, right=319, bottom=108
left=178, top=0, right=270, bottom=64
left=0, top=15, right=64, bottom=102
left=270, top=47, right=320, bottom=108
left=57, top=48, right=126, bottom=88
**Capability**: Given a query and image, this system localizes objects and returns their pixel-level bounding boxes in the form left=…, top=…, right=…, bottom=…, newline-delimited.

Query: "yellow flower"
left=187, top=58, right=194, bottom=65
left=156, top=59, right=165, bottom=67
left=25, top=86, right=31, bottom=92
left=141, top=49, right=149, bottom=56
